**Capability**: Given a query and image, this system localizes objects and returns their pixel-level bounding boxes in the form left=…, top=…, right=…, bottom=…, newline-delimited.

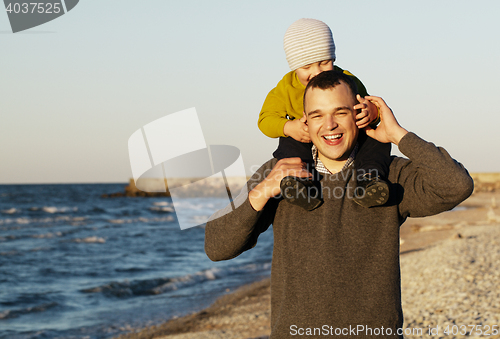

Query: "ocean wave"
left=31, top=232, right=63, bottom=239
left=152, top=201, right=171, bottom=206
left=42, top=206, right=78, bottom=214
left=81, top=268, right=221, bottom=297
left=0, top=228, right=82, bottom=243
left=107, top=215, right=175, bottom=224
left=80, top=262, right=272, bottom=299
left=0, top=302, right=58, bottom=320
left=0, top=216, right=88, bottom=228
left=0, top=246, right=54, bottom=256
left=0, top=250, right=19, bottom=256
left=71, top=236, right=106, bottom=244
left=1, top=206, right=80, bottom=215
left=1, top=208, right=18, bottom=214
left=149, top=206, right=175, bottom=213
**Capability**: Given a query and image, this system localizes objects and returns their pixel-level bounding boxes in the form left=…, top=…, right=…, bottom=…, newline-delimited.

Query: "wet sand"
left=114, top=189, right=500, bottom=339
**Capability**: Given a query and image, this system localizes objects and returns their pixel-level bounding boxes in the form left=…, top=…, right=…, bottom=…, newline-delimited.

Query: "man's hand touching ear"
left=364, top=96, right=408, bottom=145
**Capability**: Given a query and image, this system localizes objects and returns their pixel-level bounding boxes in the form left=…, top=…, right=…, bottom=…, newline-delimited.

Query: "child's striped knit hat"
left=283, top=18, right=336, bottom=71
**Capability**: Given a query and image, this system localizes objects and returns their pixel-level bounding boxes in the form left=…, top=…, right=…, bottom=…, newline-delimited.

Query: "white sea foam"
left=107, top=216, right=175, bottom=224
left=149, top=206, right=174, bottom=213
left=42, top=206, right=78, bottom=214
left=73, top=236, right=106, bottom=244
left=0, top=216, right=88, bottom=226
left=1, top=208, right=18, bottom=214
left=153, top=201, right=171, bottom=206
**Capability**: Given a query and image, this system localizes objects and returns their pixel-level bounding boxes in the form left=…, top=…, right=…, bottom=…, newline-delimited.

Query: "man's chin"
left=318, top=150, right=348, bottom=163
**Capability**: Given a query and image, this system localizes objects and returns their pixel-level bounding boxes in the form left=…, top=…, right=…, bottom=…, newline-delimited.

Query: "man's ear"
left=301, top=112, right=307, bottom=125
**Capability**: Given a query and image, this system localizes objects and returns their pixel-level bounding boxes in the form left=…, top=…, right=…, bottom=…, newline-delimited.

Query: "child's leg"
left=355, top=131, right=391, bottom=179
left=353, top=131, right=392, bottom=207
left=273, top=137, right=313, bottom=163
left=274, top=137, right=322, bottom=210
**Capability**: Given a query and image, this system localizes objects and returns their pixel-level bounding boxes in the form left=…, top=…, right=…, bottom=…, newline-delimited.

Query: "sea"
left=0, top=184, right=274, bottom=339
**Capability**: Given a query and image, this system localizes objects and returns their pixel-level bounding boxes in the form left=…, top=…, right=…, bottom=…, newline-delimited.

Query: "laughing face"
left=304, top=82, right=359, bottom=172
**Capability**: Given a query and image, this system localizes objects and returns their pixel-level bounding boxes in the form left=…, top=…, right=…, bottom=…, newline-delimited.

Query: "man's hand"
left=354, top=94, right=379, bottom=129
left=248, top=157, right=312, bottom=211
left=364, top=96, right=408, bottom=145
left=283, top=115, right=311, bottom=143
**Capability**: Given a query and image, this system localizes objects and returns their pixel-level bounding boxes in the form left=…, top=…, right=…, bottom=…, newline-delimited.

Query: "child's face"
left=295, top=60, right=334, bottom=86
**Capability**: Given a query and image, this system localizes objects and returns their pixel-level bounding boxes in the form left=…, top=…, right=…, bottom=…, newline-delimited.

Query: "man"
left=205, top=71, right=473, bottom=338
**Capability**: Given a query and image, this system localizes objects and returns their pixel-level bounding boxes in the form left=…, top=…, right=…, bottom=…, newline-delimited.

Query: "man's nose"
left=324, top=115, right=338, bottom=130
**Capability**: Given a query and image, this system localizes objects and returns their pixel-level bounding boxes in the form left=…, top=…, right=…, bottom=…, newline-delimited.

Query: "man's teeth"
left=324, top=134, right=342, bottom=140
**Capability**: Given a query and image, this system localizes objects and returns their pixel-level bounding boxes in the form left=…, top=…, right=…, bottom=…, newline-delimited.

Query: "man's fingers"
left=286, top=168, right=312, bottom=178
left=277, top=157, right=303, bottom=164
left=275, top=158, right=312, bottom=178
left=364, top=126, right=376, bottom=138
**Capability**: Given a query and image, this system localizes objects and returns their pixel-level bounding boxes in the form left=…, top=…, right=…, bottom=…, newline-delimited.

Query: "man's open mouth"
left=322, top=133, right=343, bottom=145
left=323, top=134, right=342, bottom=141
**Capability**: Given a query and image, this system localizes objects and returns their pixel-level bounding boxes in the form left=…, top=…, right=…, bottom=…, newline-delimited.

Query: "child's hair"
left=283, top=18, right=336, bottom=71
left=303, top=70, right=359, bottom=107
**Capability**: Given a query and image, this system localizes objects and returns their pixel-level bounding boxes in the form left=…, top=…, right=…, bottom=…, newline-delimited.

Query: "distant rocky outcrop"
left=102, top=177, right=247, bottom=198
left=102, top=179, right=170, bottom=198
left=470, top=173, right=500, bottom=192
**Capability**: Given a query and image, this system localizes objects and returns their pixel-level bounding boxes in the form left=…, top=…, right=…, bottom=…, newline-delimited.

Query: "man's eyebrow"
left=306, top=106, right=353, bottom=115
left=307, top=109, right=321, bottom=115
left=334, top=106, right=354, bottom=112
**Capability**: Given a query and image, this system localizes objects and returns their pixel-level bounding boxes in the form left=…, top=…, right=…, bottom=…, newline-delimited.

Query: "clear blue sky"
left=1, top=0, right=499, bottom=184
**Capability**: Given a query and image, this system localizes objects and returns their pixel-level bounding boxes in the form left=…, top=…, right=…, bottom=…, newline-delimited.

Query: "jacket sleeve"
left=258, top=86, right=289, bottom=138
left=391, top=133, right=474, bottom=220
left=204, top=160, right=278, bottom=261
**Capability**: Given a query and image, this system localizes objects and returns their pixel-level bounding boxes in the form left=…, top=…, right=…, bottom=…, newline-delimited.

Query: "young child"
left=258, top=18, right=392, bottom=208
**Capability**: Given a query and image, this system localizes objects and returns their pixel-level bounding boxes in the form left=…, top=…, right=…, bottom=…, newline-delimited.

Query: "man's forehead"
left=305, top=83, right=355, bottom=113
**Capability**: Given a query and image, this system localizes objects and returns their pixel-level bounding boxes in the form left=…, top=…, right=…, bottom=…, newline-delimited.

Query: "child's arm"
left=259, top=72, right=306, bottom=140
left=258, top=89, right=290, bottom=139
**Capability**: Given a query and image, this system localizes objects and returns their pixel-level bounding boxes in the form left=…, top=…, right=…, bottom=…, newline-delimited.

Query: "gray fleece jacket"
left=205, top=133, right=473, bottom=338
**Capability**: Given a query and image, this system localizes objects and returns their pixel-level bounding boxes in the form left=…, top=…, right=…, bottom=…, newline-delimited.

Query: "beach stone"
left=401, top=224, right=500, bottom=339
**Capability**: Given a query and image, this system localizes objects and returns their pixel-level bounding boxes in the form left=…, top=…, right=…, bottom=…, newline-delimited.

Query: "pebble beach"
left=115, top=186, right=500, bottom=339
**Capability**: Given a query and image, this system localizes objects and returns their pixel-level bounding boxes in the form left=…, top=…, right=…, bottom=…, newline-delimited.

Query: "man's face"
left=305, top=82, right=359, bottom=166
left=294, top=60, right=333, bottom=86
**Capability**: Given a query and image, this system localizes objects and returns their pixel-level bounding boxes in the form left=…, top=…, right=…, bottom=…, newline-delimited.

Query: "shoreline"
left=114, top=190, right=500, bottom=339
left=114, top=278, right=271, bottom=339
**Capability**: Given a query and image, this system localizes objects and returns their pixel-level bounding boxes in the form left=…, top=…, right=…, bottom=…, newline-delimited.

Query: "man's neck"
left=318, top=154, right=348, bottom=174
left=312, top=144, right=359, bottom=175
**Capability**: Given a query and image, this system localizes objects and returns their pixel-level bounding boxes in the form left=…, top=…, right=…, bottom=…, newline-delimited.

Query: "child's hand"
left=354, top=94, right=379, bottom=129
left=283, top=115, right=311, bottom=143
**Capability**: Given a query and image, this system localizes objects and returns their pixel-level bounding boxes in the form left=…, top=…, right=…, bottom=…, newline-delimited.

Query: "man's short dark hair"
left=303, top=70, right=359, bottom=108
